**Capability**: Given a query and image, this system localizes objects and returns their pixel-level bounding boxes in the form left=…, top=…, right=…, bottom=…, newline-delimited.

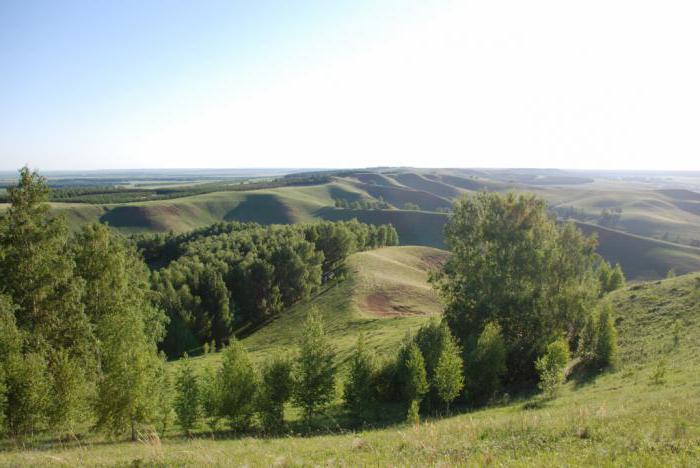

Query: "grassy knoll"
left=2, top=270, right=698, bottom=466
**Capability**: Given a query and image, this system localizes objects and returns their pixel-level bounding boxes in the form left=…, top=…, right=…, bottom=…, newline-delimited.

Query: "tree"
left=577, top=313, right=598, bottom=362
left=413, top=320, right=458, bottom=411
left=433, top=332, right=464, bottom=413
left=174, top=355, right=200, bottom=435
left=434, top=192, right=599, bottom=385
left=293, top=308, right=337, bottom=424
left=200, top=367, right=223, bottom=432
left=467, top=322, right=507, bottom=405
left=257, top=356, right=293, bottom=431
left=217, top=339, right=258, bottom=430
left=595, top=305, right=618, bottom=368
left=344, top=334, right=378, bottom=420
left=402, top=342, right=428, bottom=408
left=94, top=308, right=163, bottom=440
left=73, top=223, right=167, bottom=440
left=3, top=352, right=51, bottom=436
left=0, top=168, right=95, bottom=433
left=535, top=338, right=570, bottom=399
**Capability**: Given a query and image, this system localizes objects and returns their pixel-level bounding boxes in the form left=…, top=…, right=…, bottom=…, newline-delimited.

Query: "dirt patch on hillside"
left=364, top=292, right=419, bottom=317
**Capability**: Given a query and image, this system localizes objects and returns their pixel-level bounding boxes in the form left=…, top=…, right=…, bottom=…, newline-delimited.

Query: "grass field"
left=1, top=254, right=698, bottom=466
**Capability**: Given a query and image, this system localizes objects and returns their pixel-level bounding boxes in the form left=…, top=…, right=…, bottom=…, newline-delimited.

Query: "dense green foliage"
left=293, top=309, right=337, bottom=423
left=256, top=356, right=293, bottom=431
left=434, top=192, right=603, bottom=386
left=535, top=338, right=571, bottom=399
left=0, top=168, right=167, bottom=438
left=174, top=356, right=200, bottom=435
left=143, top=219, right=398, bottom=357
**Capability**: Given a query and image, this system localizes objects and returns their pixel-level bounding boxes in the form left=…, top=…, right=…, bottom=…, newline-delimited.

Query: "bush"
left=257, top=356, right=293, bottom=431
left=535, top=338, right=570, bottom=399
left=406, top=400, right=420, bottom=425
left=344, top=335, right=378, bottom=420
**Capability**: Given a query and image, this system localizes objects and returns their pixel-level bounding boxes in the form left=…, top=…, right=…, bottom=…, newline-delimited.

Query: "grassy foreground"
left=1, top=258, right=698, bottom=466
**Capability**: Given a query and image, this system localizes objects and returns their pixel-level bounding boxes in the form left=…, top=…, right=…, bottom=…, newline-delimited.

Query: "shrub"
left=535, top=338, right=570, bottom=399
left=407, top=400, right=420, bottom=425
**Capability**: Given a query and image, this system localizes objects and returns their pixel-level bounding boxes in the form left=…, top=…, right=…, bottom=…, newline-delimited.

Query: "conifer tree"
left=293, top=308, right=336, bottom=424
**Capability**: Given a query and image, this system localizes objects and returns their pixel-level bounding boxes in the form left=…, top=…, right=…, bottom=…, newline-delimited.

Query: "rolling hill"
left=5, top=168, right=700, bottom=280
left=4, top=260, right=699, bottom=466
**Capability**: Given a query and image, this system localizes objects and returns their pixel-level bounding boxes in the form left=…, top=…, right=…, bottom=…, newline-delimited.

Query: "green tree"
left=344, top=334, right=378, bottom=420
left=257, top=356, right=293, bottom=431
left=174, top=355, right=200, bottom=435
left=433, top=332, right=464, bottom=413
left=434, top=192, right=599, bottom=385
left=293, top=308, right=337, bottom=424
left=3, top=352, right=51, bottom=436
left=200, top=366, right=223, bottom=432
left=577, top=313, right=598, bottom=362
left=403, top=342, right=428, bottom=406
left=467, top=322, right=507, bottom=405
left=217, top=339, right=258, bottom=430
left=535, top=338, right=570, bottom=399
left=595, top=305, right=618, bottom=368
left=47, top=348, right=89, bottom=435
left=94, top=308, right=163, bottom=440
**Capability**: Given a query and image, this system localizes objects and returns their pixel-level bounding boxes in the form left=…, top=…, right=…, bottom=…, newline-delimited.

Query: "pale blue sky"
left=2, top=0, right=699, bottom=170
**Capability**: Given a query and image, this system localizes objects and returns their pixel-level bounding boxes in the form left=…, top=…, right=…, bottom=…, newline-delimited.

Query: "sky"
left=1, top=0, right=699, bottom=171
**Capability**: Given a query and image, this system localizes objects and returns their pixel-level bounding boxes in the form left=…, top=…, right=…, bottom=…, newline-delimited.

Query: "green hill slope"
left=194, top=246, right=448, bottom=369
left=4, top=271, right=699, bottom=466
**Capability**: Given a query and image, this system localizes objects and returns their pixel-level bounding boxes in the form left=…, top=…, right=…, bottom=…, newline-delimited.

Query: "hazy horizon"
left=2, top=0, right=700, bottom=171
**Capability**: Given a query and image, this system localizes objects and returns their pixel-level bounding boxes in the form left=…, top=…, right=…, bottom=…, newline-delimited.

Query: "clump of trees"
left=143, top=219, right=398, bottom=357
left=432, top=192, right=619, bottom=399
left=334, top=197, right=392, bottom=210
left=0, top=168, right=167, bottom=439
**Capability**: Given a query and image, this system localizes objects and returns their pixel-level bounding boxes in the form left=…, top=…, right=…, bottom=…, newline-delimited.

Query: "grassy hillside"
left=193, top=246, right=448, bottom=369
left=3, top=269, right=698, bottom=466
